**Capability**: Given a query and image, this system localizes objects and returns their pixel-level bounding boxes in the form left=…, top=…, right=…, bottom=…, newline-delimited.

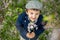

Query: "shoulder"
left=38, top=14, right=43, bottom=20
left=18, top=12, right=27, bottom=19
left=19, top=12, right=27, bottom=17
left=17, top=12, right=28, bottom=22
left=36, top=14, right=43, bottom=24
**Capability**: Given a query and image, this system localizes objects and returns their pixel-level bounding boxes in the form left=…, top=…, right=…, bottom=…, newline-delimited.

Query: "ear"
left=40, top=10, right=41, bottom=13
left=25, top=9, right=28, bottom=14
left=26, top=11, right=28, bottom=15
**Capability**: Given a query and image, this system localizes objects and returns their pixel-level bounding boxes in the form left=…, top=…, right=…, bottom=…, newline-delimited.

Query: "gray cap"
left=25, top=0, right=43, bottom=10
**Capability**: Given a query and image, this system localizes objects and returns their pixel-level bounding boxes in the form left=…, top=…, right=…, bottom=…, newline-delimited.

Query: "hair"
left=25, top=9, right=41, bottom=13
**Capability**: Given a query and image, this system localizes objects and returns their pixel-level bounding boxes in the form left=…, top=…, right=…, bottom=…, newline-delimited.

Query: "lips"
left=32, top=18, right=36, bottom=20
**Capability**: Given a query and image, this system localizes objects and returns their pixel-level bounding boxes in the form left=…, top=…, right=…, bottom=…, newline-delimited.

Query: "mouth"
left=32, top=18, right=35, bottom=19
left=32, top=18, right=36, bottom=20
left=31, top=18, right=36, bottom=22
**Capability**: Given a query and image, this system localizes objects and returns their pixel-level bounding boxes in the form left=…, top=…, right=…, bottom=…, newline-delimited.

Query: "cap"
left=25, top=0, right=43, bottom=10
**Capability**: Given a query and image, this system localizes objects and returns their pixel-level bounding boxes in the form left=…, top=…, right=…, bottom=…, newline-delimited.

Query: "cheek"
left=29, top=15, right=33, bottom=18
left=36, top=15, right=39, bottom=19
left=28, top=13, right=32, bottom=18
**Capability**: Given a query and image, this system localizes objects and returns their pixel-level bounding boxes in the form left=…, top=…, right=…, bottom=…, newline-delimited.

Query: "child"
left=16, top=0, right=46, bottom=40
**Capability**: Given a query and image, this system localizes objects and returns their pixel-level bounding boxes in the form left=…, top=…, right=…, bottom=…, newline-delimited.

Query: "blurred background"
left=0, top=0, right=60, bottom=40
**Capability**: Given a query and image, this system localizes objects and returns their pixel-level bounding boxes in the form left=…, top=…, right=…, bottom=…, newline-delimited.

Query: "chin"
left=31, top=20, right=35, bottom=22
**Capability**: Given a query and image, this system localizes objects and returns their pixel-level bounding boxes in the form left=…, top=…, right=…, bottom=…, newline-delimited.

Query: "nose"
left=32, top=14, right=36, bottom=19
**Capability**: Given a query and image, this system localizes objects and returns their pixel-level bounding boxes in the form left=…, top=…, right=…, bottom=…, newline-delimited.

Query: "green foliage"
left=0, top=0, right=60, bottom=40
left=0, top=8, right=20, bottom=40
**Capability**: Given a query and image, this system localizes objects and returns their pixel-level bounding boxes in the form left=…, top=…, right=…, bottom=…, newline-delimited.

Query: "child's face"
left=26, top=9, right=40, bottom=22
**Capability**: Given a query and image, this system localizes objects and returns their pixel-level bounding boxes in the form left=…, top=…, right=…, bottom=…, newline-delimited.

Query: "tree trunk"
left=47, top=29, right=60, bottom=40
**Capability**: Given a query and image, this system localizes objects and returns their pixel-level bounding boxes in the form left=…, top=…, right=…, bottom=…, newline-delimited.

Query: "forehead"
left=27, top=9, right=40, bottom=12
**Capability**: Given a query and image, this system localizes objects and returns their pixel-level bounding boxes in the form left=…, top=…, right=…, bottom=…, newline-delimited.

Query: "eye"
left=31, top=13, right=33, bottom=15
left=36, top=13, right=39, bottom=15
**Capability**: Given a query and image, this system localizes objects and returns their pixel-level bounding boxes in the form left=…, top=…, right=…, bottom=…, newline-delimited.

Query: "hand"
left=26, top=32, right=35, bottom=39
